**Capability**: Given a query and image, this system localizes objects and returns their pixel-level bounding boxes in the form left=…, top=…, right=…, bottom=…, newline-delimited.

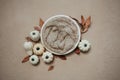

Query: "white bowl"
left=41, top=15, right=81, bottom=55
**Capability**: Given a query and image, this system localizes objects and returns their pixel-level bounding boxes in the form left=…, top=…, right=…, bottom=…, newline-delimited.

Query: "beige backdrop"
left=0, top=0, right=120, bottom=80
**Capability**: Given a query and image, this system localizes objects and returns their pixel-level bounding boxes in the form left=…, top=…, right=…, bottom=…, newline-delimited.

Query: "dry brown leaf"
left=25, top=37, right=32, bottom=42
left=22, top=55, right=30, bottom=63
left=81, top=28, right=88, bottom=33
left=34, top=26, right=41, bottom=31
left=58, top=55, right=66, bottom=60
left=48, top=65, right=54, bottom=71
left=81, top=16, right=91, bottom=33
left=39, top=18, right=44, bottom=27
left=81, top=15, right=85, bottom=26
left=85, top=16, right=91, bottom=27
left=54, top=55, right=67, bottom=60
left=74, top=47, right=80, bottom=55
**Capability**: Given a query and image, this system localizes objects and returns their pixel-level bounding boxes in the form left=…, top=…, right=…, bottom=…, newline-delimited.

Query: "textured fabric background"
left=0, top=0, right=120, bottom=80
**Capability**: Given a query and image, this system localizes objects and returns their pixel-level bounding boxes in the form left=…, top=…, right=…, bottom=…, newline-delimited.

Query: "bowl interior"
left=41, top=15, right=81, bottom=55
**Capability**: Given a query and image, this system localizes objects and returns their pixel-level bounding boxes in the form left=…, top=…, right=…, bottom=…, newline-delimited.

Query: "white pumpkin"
left=78, top=40, right=91, bottom=52
left=42, top=51, right=53, bottom=63
left=23, top=42, right=33, bottom=55
left=29, top=55, right=39, bottom=65
left=24, top=42, right=33, bottom=51
left=33, top=43, right=45, bottom=55
left=29, top=30, right=40, bottom=41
